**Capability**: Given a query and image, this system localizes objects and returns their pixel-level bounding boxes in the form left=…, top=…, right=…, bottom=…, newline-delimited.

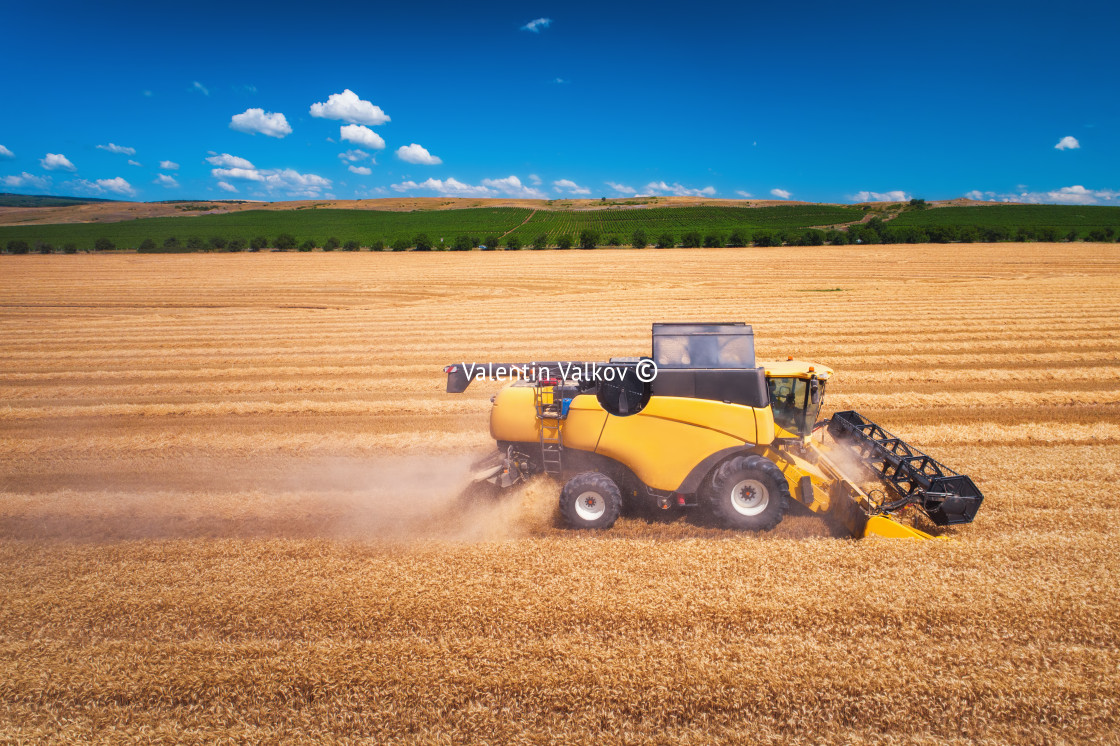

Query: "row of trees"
left=3, top=240, right=81, bottom=254
left=4, top=224, right=1119, bottom=254
left=845, top=219, right=1119, bottom=245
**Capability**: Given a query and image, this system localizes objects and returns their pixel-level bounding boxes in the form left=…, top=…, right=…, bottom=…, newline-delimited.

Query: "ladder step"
left=535, top=383, right=564, bottom=475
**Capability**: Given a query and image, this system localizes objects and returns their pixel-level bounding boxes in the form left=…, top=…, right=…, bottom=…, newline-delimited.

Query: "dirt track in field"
left=2, top=245, right=1119, bottom=742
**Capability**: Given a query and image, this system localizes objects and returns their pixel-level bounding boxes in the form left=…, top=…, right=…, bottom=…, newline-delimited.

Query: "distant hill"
left=0, top=193, right=119, bottom=208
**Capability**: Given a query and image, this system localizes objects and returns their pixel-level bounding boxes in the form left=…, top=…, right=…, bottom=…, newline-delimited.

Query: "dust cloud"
left=0, top=452, right=559, bottom=542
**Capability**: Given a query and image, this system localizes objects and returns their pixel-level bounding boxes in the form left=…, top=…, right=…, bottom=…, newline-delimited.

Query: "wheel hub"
left=730, top=478, right=769, bottom=516
left=574, top=491, right=606, bottom=521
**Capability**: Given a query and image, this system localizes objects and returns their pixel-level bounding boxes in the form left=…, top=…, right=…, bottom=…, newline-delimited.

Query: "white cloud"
left=555, top=78, right=566, bottom=84
left=735, top=190, right=752, bottom=198
left=340, top=124, right=386, bottom=150
left=127, top=160, right=141, bottom=167
left=159, top=160, right=179, bottom=170
left=1039, top=186, right=1099, bottom=204
left=0, top=145, right=13, bottom=158
left=348, top=165, right=372, bottom=175
left=1055, top=136, right=1080, bottom=151
left=310, top=89, right=390, bottom=125
left=770, top=188, right=792, bottom=199
left=192, top=81, right=209, bottom=96
left=206, top=153, right=255, bottom=169
left=211, top=167, right=263, bottom=182
left=643, top=181, right=717, bottom=197
left=553, top=178, right=591, bottom=195
left=521, top=17, right=551, bottom=32
left=338, top=149, right=369, bottom=162
left=97, top=143, right=136, bottom=156
left=390, top=175, right=546, bottom=198
left=529, top=173, right=542, bottom=185
left=963, top=185, right=1120, bottom=205
left=230, top=108, right=292, bottom=138
left=217, top=181, right=238, bottom=193
left=97, top=177, right=134, bottom=195
left=2, top=172, right=51, bottom=190
left=850, top=190, right=910, bottom=203
left=153, top=174, right=179, bottom=188
left=392, top=177, right=492, bottom=197
left=606, top=182, right=636, bottom=195
left=209, top=162, right=331, bottom=197
left=396, top=143, right=442, bottom=165
left=40, top=153, right=76, bottom=171
left=69, top=177, right=135, bottom=196
left=481, top=175, right=545, bottom=198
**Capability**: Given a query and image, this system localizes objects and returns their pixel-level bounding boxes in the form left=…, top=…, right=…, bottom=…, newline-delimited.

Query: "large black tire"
left=705, top=455, right=790, bottom=531
left=559, top=471, right=622, bottom=529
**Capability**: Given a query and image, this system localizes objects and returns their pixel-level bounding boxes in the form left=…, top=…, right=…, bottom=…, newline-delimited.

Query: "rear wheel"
left=706, top=455, right=789, bottom=531
left=559, top=471, right=622, bottom=529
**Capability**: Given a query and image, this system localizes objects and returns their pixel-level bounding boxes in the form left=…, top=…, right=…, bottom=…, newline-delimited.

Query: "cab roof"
left=762, top=359, right=834, bottom=380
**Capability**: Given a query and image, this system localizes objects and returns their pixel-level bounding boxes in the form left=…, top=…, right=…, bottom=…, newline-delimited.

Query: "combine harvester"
left=444, top=323, right=982, bottom=539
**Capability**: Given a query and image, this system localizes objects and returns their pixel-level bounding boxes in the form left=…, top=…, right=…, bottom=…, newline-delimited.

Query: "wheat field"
left=2, top=245, right=1119, bottom=743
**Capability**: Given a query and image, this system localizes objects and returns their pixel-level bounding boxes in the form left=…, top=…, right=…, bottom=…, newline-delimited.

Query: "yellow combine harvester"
left=444, top=323, right=982, bottom=539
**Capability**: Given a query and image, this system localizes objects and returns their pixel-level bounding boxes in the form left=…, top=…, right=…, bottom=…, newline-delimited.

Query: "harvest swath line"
left=1, top=244, right=1119, bottom=742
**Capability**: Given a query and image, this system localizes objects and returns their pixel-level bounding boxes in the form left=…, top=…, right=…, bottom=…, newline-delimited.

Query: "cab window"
left=767, top=376, right=826, bottom=436
left=767, top=377, right=806, bottom=433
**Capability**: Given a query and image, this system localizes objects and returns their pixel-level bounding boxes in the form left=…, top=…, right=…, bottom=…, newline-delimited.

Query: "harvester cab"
left=444, top=323, right=982, bottom=540
left=763, top=359, right=831, bottom=440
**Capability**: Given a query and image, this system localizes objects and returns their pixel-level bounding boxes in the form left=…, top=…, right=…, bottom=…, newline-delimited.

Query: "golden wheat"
left=1, top=244, right=1118, bottom=744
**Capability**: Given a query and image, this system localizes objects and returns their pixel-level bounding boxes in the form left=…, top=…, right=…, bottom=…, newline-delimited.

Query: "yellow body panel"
left=490, top=384, right=771, bottom=492
left=761, top=445, right=835, bottom=513
left=631, top=396, right=759, bottom=442
left=595, top=400, right=755, bottom=491
left=761, top=360, right=834, bottom=380
left=489, top=385, right=539, bottom=443
left=754, top=408, right=776, bottom=445
left=863, top=515, right=937, bottom=540
left=564, top=395, right=611, bottom=451
left=489, top=385, right=606, bottom=451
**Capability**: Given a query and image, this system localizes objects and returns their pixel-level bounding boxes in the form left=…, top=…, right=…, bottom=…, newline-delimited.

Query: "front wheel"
left=706, top=455, right=789, bottom=531
left=559, top=472, right=622, bottom=529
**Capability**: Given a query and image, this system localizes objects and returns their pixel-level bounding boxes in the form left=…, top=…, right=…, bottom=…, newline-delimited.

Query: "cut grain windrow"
left=7, top=322, right=1120, bottom=353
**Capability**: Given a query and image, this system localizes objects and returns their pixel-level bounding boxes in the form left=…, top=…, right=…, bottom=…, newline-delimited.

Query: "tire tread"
left=559, top=471, right=623, bottom=529
left=706, top=454, right=790, bottom=531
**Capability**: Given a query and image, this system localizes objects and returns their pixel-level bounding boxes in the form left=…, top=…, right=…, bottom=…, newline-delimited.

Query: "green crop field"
left=4, top=203, right=1120, bottom=251
left=0, top=207, right=534, bottom=250
left=891, top=205, right=1120, bottom=237
left=0, top=205, right=864, bottom=250
left=508, top=205, right=863, bottom=242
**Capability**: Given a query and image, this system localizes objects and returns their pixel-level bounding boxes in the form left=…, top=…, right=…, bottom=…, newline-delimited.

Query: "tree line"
left=4, top=223, right=1118, bottom=254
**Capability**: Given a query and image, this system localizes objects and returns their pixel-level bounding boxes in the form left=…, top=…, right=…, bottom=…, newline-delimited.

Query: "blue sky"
left=2, top=0, right=1118, bottom=204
